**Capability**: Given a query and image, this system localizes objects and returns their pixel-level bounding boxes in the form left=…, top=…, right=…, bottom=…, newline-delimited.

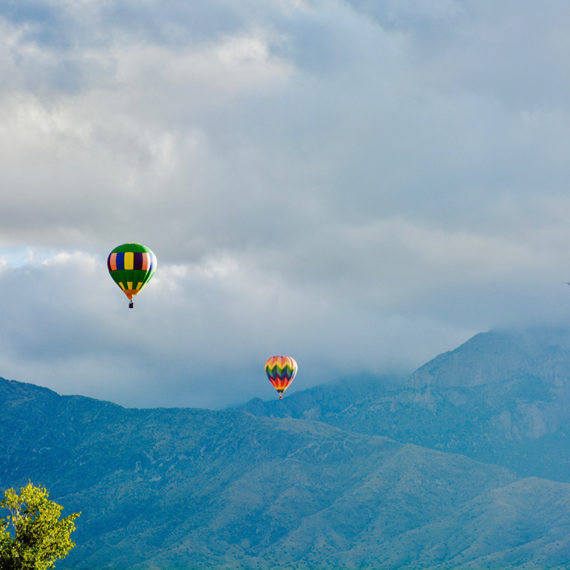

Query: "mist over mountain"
left=1, top=327, right=569, bottom=568
left=409, top=326, right=570, bottom=390
left=242, top=327, right=570, bottom=483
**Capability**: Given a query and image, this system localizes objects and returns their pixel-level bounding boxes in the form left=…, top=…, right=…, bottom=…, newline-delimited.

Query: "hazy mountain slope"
left=346, top=477, right=570, bottom=570
left=241, top=327, right=570, bottom=482
left=409, top=326, right=570, bottom=389
left=1, top=377, right=568, bottom=568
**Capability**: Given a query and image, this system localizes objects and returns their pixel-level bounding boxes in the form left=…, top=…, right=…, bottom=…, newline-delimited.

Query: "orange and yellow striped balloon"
left=265, top=356, right=298, bottom=399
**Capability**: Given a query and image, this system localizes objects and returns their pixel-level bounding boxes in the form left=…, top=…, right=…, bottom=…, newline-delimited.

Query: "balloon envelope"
left=265, top=356, right=298, bottom=398
left=107, top=243, right=156, bottom=305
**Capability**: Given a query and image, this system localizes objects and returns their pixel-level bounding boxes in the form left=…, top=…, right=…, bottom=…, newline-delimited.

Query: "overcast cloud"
left=0, top=0, right=569, bottom=408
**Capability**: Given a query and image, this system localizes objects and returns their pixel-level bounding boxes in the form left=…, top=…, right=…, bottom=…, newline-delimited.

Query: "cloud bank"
left=0, top=0, right=569, bottom=407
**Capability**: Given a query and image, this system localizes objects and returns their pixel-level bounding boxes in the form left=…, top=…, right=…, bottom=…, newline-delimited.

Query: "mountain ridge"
left=1, top=326, right=569, bottom=567
left=240, top=326, right=570, bottom=483
left=409, top=326, right=570, bottom=389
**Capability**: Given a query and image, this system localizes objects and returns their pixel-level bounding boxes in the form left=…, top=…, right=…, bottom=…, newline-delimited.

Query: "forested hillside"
left=1, top=327, right=569, bottom=568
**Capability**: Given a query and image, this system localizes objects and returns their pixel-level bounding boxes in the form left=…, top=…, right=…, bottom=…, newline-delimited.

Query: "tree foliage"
left=0, top=482, right=80, bottom=569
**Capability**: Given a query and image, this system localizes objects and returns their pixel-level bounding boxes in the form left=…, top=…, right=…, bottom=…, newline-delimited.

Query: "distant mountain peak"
left=408, top=326, right=570, bottom=389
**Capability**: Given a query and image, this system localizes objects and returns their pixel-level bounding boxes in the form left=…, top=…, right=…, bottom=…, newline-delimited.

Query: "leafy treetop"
left=0, top=482, right=80, bottom=570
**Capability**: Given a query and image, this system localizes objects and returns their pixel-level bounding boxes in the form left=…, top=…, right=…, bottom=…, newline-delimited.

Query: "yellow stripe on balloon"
left=124, top=251, right=134, bottom=270
left=127, top=281, right=133, bottom=290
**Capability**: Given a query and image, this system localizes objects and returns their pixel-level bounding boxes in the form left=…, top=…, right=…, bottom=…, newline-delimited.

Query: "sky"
left=1, top=0, right=570, bottom=409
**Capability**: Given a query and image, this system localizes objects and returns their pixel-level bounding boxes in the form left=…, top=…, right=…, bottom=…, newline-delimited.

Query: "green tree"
left=0, top=482, right=80, bottom=569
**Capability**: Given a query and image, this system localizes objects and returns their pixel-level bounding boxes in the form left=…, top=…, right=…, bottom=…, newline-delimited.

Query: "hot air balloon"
left=265, top=355, right=298, bottom=399
left=107, top=243, right=156, bottom=308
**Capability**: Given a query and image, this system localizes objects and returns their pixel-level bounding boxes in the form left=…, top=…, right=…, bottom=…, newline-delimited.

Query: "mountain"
left=409, top=326, right=570, bottom=389
left=0, top=326, right=569, bottom=568
left=241, top=327, right=570, bottom=483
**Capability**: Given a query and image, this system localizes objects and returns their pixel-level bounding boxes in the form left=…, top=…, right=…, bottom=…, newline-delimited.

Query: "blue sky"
left=1, top=0, right=570, bottom=408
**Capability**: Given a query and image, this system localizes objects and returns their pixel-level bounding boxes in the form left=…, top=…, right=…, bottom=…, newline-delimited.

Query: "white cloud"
left=1, top=0, right=570, bottom=407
